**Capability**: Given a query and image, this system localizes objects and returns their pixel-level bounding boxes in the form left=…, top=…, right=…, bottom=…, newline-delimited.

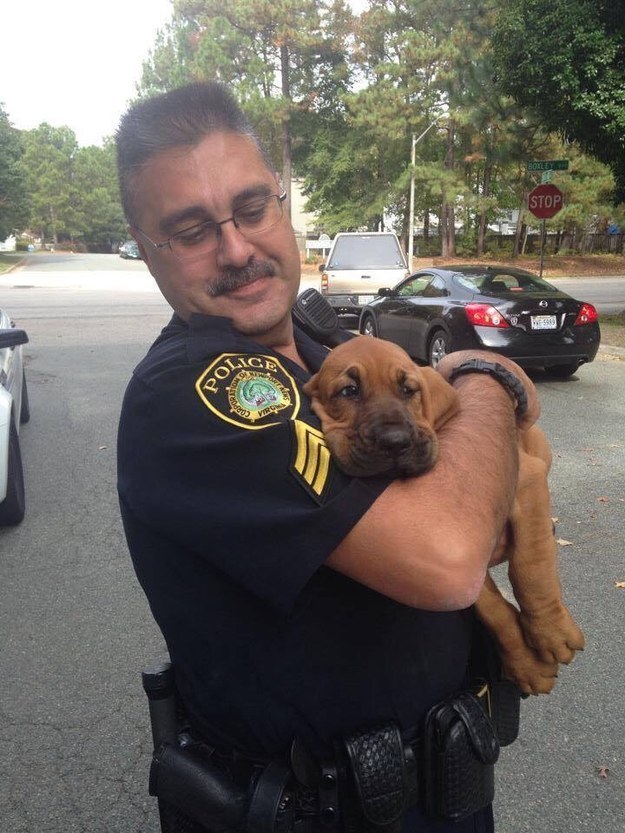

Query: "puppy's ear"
left=302, top=374, right=318, bottom=399
left=419, top=367, right=460, bottom=429
left=303, top=373, right=333, bottom=427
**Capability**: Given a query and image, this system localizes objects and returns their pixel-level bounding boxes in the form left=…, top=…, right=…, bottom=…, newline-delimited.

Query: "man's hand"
left=436, top=350, right=540, bottom=430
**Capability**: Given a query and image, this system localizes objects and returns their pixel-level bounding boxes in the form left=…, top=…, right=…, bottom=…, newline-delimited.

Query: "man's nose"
left=214, top=220, right=256, bottom=267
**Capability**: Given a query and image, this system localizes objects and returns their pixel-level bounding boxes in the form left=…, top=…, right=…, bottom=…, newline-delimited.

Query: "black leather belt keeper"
left=247, top=761, right=293, bottom=833
left=343, top=723, right=407, bottom=833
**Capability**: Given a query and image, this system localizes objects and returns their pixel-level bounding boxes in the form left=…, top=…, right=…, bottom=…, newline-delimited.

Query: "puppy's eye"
left=336, top=384, right=360, bottom=399
left=401, top=385, right=418, bottom=399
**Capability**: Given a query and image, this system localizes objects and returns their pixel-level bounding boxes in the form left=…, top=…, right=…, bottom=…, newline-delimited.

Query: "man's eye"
left=174, top=222, right=214, bottom=246
left=337, top=384, right=360, bottom=399
left=236, top=201, right=267, bottom=226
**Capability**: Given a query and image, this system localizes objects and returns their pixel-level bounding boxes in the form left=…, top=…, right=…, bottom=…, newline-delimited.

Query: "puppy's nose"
left=371, top=424, right=413, bottom=454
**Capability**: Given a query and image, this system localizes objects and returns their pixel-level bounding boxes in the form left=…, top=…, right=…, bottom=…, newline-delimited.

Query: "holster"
left=149, top=742, right=293, bottom=833
left=143, top=662, right=293, bottom=833
left=149, top=742, right=248, bottom=832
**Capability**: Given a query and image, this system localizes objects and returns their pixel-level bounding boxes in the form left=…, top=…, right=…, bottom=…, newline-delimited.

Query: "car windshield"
left=328, top=235, right=405, bottom=269
left=453, top=268, right=557, bottom=295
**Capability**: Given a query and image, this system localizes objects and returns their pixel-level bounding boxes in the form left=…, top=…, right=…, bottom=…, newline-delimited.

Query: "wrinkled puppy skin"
left=303, top=336, right=459, bottom=477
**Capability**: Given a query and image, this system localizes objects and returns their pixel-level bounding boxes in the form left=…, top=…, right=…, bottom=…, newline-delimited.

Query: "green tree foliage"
left=72, top=141, right=127, bottom=250
left=492, top=0, right=625, bottom=201
left=21, top=124, right=79, bottom=244
left=0, top=105, right=29, bottom=240
left=20, top=126, right=125, bottom=249
left=138, top=18, right=199, bottom=96
left=140, top=0, right=353, bottom=206
left=301, top=0, right=547, bottom=255
left=133, top=0, right=623, bottom=256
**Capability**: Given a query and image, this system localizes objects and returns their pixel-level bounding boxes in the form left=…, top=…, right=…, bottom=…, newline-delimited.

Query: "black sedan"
left=358, top=265, right=600, bottom=377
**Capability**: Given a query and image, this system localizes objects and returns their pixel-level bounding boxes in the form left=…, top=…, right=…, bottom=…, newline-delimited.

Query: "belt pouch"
left=422, top=691, right=500, bottom=822
left=343, top=723, right=407, bottom=833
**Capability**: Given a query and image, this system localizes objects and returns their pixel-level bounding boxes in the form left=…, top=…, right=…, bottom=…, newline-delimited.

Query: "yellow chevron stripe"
left=293, top=420, right=331, bottom=496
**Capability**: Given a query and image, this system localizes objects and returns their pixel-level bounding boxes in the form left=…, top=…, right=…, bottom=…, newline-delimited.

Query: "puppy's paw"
left=520, top=606, right=585, bottom=665
left=499, top=646, right=560, bottom=696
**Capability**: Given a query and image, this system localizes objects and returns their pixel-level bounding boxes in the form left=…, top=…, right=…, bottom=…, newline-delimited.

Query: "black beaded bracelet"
left=448, top=358, right=528, bottom=417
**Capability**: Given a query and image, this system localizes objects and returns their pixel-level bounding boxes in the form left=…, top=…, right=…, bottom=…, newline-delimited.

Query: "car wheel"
left=428, top=330, right=450, bottom=368
left=0, top=417, right=25, bottom=525
left=543, top=363, right=580, bottom=379
left=360, top=314, right=378, bottom=338
left=20, top=370, right=30, bottom=424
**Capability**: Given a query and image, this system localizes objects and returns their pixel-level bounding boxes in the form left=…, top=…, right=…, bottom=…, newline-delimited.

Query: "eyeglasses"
left=134, top=191, right=287, bottom=261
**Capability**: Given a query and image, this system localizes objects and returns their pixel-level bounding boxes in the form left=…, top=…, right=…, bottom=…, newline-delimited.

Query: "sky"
left=0, top=0, right=175, bottom=147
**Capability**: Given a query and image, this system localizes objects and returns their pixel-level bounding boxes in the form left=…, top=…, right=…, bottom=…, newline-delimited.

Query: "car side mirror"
left=318, top=263, right=326, bottom=272
left=377, top=287, right=394, bottom=297
left=0, top=328, right=28, bottom=349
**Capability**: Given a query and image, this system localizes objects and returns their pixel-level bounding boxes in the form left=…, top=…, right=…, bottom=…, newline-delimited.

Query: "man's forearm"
left=436, top=373, right=519, bottom=543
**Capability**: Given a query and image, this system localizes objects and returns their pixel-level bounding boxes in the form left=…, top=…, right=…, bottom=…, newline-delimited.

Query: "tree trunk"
left=513, top=195, right=528, bottom=258
left=280, top=44, right=292, bottom=218
left=476, top=163, right=492, bottom=257
left=441, top=122, right=456, bottom=258
left=49, top=206, right=58, bottom=245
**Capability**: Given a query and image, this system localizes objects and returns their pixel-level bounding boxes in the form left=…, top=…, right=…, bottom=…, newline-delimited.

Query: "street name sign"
left=527, top=160, right=569, bottom=172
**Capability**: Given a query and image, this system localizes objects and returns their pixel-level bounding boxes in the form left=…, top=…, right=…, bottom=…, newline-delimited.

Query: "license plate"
left=531, top=315, right=557, bottom=330
left=358, top=295, right=375, bottom=304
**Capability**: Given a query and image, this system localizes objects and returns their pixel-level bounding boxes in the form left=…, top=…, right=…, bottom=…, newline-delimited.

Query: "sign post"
left=527, top=183, right=564, bottom=277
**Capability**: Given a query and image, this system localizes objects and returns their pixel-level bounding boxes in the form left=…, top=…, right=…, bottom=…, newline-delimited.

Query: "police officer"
left=116, top=83, right=536, bottom=832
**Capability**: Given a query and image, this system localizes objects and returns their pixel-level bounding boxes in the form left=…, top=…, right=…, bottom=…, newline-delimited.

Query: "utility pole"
left=408, top=118, right=443, bottom=269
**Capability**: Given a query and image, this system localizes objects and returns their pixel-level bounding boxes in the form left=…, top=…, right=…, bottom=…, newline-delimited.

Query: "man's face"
left=129, top=131, right=301, bottom=342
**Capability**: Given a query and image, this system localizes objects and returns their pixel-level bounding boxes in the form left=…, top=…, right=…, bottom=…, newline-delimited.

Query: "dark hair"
left=116, top=82, right=272, bottom=224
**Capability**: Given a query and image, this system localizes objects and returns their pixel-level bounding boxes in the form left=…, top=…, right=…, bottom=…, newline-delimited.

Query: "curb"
left=0, top=257, right=25, bottom=276
left=598, top=344, right=625, bottom=359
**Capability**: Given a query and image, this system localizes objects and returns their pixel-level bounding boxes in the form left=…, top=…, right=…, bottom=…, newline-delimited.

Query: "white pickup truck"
left=319, top=232, right=410, bottom=322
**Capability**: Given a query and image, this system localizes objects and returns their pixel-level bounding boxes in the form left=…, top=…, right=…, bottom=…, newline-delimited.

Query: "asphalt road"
left=0, top=256, right=623, bottom=832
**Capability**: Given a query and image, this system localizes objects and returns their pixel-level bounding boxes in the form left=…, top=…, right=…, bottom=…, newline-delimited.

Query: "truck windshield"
left=328, top=235, right=405, bottom=269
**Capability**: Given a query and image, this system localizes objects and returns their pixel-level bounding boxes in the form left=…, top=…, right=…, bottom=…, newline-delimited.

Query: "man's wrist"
left=448, top=358, right=528, bottom=418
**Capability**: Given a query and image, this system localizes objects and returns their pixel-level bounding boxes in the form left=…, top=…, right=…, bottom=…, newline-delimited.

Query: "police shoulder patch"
left=196, top=352, right=300, bottom=429
left=196, top=352, right=333, bottom=501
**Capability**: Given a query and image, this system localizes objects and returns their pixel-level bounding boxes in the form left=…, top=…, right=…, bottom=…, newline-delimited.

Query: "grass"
left=599, top=312, right=625, bottom=349
left=0, top=253, right=24, bottom=274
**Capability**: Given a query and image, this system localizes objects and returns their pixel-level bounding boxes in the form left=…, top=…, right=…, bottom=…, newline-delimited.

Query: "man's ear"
left=419, top=367, right=460, bottom=429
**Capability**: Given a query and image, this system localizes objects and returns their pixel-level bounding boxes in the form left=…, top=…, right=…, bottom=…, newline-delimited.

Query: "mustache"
left=208, top=260, right=276, bottom=297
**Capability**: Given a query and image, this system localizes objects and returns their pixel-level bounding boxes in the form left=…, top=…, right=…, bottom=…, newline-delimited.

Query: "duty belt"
left=144, top=664, right=520, bottom=833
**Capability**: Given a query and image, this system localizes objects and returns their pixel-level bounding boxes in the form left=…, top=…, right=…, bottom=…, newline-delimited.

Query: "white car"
left=0, top=309, right=29, bottom=525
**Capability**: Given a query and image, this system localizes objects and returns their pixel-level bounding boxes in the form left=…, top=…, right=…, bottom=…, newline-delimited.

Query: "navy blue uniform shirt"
left=118, top=313, right=490, bottom=831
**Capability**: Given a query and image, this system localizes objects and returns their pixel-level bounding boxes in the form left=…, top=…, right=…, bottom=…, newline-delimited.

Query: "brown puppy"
left=304, top=336, right=585, bottom=695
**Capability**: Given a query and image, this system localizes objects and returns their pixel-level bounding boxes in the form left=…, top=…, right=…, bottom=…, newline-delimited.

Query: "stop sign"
left=528, top=183, right=564, bottom=219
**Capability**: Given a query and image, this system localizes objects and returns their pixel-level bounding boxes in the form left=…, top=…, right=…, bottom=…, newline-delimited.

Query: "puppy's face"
left=303, top=336, right=459, bottom=477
